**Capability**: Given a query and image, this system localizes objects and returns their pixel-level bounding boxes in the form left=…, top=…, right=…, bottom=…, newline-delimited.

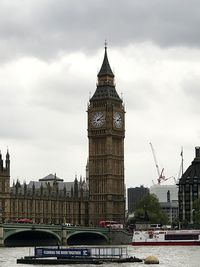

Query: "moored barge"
left=17, top=246, right=143, bottom=264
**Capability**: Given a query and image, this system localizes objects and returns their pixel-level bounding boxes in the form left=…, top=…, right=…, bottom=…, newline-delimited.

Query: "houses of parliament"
left=0, top=46, right=126, bottom=226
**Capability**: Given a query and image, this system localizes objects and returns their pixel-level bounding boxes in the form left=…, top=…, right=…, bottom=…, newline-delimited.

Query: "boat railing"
left=90, top=246, right=128, bottom=259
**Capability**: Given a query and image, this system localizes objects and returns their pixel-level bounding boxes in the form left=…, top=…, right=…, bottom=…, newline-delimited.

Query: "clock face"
left=113, top=112, right=122, bottom=128
left=91, top=112, right=105, bottom=128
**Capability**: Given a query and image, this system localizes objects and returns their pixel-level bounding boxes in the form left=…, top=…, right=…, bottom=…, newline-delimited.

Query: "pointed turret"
left=15, top=179, right=21, bottom=194
left=80, top=175, right=82, bottom=185
left=32, top=182, right=35, bottom=194
left=53, top=173, right=58, bottom=186
left=6, top=149, right=10, bottom=171
left=23, top=181, right=27, bottom=195
left=74, top=175, right=78, bottom=198
left=90, top=43, right=121, bottom=102
left=6, top=149, right=9, bottom=158
left=97, top=43, right=114, bottom=87
left=97, top=43, right=114, bottom=79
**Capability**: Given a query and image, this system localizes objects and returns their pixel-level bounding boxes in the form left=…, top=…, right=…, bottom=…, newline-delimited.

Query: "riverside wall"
left=109, top=229, right=132, bottom=245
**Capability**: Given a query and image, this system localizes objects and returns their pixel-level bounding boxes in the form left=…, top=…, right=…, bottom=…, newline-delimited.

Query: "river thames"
left=0, top=246, right=199, bottom=267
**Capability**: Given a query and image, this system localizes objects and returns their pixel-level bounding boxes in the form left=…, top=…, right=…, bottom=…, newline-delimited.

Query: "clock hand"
left=97, top=115, right=104, bottom=121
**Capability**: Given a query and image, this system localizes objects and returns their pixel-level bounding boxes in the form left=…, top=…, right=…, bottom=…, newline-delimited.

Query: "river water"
left=0, top=246, right=199, bottom=267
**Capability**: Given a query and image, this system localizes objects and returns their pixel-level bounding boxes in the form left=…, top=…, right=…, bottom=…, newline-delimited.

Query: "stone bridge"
left=0, top=223, right=132, bottom=247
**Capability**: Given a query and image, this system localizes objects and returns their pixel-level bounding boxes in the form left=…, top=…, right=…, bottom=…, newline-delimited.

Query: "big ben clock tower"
left=87, top=45, right=125, bottom=226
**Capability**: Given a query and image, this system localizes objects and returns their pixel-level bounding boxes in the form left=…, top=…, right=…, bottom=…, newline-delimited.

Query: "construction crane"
left=149, top=142, right=165, bottom=184
left=149, top=142, right=176, bottom=184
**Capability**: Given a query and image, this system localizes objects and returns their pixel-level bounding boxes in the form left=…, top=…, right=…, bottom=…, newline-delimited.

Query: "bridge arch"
left=67, top=231, right=109, bottom=245
left=4, top=229, right=61, bottom=247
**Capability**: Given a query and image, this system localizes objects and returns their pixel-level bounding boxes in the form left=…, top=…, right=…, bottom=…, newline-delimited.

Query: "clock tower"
left=87, top=45, right=125, bottom=226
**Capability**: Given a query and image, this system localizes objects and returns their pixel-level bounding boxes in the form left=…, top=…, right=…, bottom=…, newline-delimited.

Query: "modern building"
left=0, top=46, right=126, bottom=226
left=150, top=184, right=178, bottom=202
left=178, top=147, right=200, bottom=224
left=127, top=186, right=149, bottom=213
left=150, top=184, right=179, bottom=223
left=87, top=45, right=125, bottom=226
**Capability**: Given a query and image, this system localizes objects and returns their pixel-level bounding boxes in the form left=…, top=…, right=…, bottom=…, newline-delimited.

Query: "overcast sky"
left=1, top=0, right=200, bottom=188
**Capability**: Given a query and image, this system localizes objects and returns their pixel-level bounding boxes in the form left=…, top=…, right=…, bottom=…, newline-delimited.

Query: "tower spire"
left=97, top=42, right=114, bottom=79
left=104, top=39, right=107, bottom=49
left=90, top=44, right=121, bottom=102
left=6, top=148, right=10, bottom=171
left=6, top=148, right=9, bottom=159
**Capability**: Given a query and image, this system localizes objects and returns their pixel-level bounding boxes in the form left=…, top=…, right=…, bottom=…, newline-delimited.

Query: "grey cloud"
left=182, top=76, right=200, bottom=112
left=0, top=0, right=200, bottom=62
left=30, top=76, right=90, bottom=114
left=0, top=109, right=34, bottom=140
left=123, top=80, right=157, bottom=111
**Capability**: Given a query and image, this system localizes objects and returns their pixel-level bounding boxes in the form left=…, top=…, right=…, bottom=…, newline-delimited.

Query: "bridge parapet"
left=0, top=224, right=131, bottom=246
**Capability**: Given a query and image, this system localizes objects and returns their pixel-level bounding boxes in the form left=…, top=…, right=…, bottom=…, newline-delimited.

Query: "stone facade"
left=178, top=147, right=200, bottom=224
left=87, top=46, right=125, bottom=226
left=0, top=153, right=89, bottom=225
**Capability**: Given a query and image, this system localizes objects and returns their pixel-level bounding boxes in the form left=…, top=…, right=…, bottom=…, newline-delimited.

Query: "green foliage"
left=134, top=193, right=169, bottom=225
left=193, top=198, right=200, bottom=211
left=171, top=218, right=180, bottom=229
left=126, top=213, right=135, bottom=225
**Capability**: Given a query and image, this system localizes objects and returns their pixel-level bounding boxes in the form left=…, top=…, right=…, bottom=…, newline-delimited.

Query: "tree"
left=171, top=218, right=180, bottom=229
left=134, top=193, right=169, bottom=225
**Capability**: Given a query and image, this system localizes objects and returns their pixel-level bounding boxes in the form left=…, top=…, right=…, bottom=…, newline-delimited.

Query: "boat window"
left=165, top=234, right=198, bottom=240
left=150, top=224, right=161, bottom=229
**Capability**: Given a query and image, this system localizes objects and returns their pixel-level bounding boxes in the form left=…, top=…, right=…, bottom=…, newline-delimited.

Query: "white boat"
left=132, top=230, right=200, bottom=246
